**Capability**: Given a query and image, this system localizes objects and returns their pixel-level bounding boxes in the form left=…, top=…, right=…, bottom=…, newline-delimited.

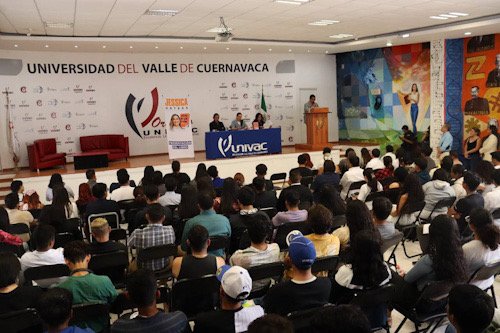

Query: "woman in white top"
left=463, top=208, right=500, bottom=290
left=356, top=168, right=382, bottom=202
left=46, top=173, right=75, bottom=202
left=480, top=125, right=499, bottom=162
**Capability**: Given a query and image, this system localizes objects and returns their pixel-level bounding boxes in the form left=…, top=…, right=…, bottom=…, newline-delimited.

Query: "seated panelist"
left=230, top=112, right=248, bottom=130
left=209, top=113, right=226, bottom=132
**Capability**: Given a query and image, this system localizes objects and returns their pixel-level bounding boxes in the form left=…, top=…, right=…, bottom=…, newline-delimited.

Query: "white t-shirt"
left=484, top=187, right=500, bottom=213
left=158, top=191, right=182, bottom=206
left=20, top=248, right=65, bottom=272
left=463, top=240, right=500, bottom=290
left=110, top=185, right=135, bottom=202
left=382, top=152, right=399, bottom=168
left=357, top=182, right=383, bottom=202
left=365, top=158, right=385, bottom=170
left=340, top=167, right=365, bottom=199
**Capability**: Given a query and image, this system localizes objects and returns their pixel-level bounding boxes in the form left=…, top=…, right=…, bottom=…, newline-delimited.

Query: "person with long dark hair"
left=393, top=215, right=467, bottom=310
left=479, top=125, right=499, bottom=162
left=388, top=174, right=424, bottom=226
left=476, top=160, right=496, bottom=195
left=356, top=168, right=382, bottom=202
left=178, top=185, right=200, bottom=220
left=252, top=112, right=265, bottom=129
left=140, top=165, right=155, bottom=186
left=39, top=187, right=81, bottom=239
left=463, top=127, right=482, bottom=172
left=219, top=178, right=240, bottom=216
left=421, top=168, right=455, bottom=220
left=46, top=173, right=74, bottom=202
left=316, top=184, right=346, bottom=217
left=360, top=148, right=371, bottom=168
left=311, top=160, right=340, bottom=199
left=333, top=200, right=375, bottom=248
left=463, top=208, right=500, bottom=289
left=191, top=163, right=209, bottom=186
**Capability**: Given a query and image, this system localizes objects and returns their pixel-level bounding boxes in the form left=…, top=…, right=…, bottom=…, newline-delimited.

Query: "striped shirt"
left=128, top=223, right=175, bottom=271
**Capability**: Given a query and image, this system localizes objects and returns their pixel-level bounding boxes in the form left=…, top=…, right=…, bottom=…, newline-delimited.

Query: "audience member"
left=234, top=172, right=245, bottom=187
left=219, top=178, right=240, bottom=216
left=316, top=184, right=346, bottom=216
left=132, top=186, right=147, bottom=208
left=207, top=165, right=224, bottom=188
left=264, top=234, right=331, bottom=315
left=476, top=160, right=496, bottom=195
left=303, top=153, right=314, bottom=169
left=463, top=208, right=500, bottom=289
left=463, top=128, right=482, bottom=172
left=277, top=170, right=312, bottom=211
left=305, top=204, right=340, bottom=257
left=172, top=225, right=225, bottom=279
left=46, top=173, right=75, bottom=202
left=37, top=288, right=93, bottom=333
left=289, top=154, right=313, bottom=178
left=388, top=174, right=424, bottom=226
left=492, top=151, right=500, bottom=169
left=0, top=207, right=23, bottom=251
left=340, top=155, right=364, bottom=200
left=39, top=187, right=80, bottom=239
left=414, top=157, right=431, bottom=185
left=333, top=200, right=375, bottom=248
left=375, top=156, right=394, bottom=183
left=76, top=183, right=96, bottom=217
left=192, top=163, right=209, bottom=186
left=164, top=160, right=191, bottom=192
left=247, top=314, right=294, bottom=333
left=10, top=180, right=24, bottom=202
left=311, top=305, right=371, bottom=333
left=58, top=240, right=117, bottom=333
left=252, top=177, right=277, bottom=209
left=158, top=177, right=181, bottom=206
left=140, top=165, right=155, bottom=186
left=110, top=169, right=136, bottom=193
left=372, top=197, right=396, bottom=239
left=440, top=155, right=454, bottom=176
left=450, top=172, right=484, bottom=235
left=338, top=148, right=355, bottom=176
left=422, top=144, right=437, bottom=172
left=389, top=166, right=409, bottom=189
left=153, top=170, right=166, bottom=196
left=311, top=160, right=339, bottom=196
left=132, top=185, right=173, bottom=232
left=0, top=252, right=43, bottom=314
left=360, top=148, right=372, bottom=168
left=450, top=151, right=462, bottom=166
left=484, top=169, right=500, bottom=213
left=382, top=144, right=399, bottom=168
left=393, top=215, right=467, bottom=310
left=85, top=183, right=121, bottom=223
left=22, top=189, right=44, bottom=212
left=111, top=269, right=188, bottom=333
left=86, top=169, right=97, bottom=190
left=421, top=169, right=455, bottom=220
left=447, top=284, right=495, bottom=333
left=20, top=224, right=65, bottom=272
left=400, top=125, right=417, bottom=156
left=110, top=169, right=135, bottom=202
left=178, top=184, right=200, bottom=220
left=194, top=266, right=264, bottom=333
left=4, top=192, right=34, bottom=242
left=253, top=163, right=274, bottom=191
left=272, top=191, right=308, bottom=227
left=128, top=203, right=175, bottom=271
left=451, top=164, right=466, bottom=201
left=356, top=168, right=382, bottom=202
left=181, top=192, right=231, bottom=257
left=365, top=148, right=384, bottom=170
left=89, top=218, right=127, bottom=254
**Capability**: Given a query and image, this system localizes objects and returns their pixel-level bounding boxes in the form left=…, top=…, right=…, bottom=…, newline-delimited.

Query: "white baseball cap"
left=217, top=265, right=252, bottom=301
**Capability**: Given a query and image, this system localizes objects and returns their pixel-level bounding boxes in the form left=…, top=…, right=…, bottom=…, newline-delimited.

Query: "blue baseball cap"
left=287, top=232, right=316, bottom=270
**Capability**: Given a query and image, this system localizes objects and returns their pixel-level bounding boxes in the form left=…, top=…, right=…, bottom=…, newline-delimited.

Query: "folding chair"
left=54, top=232, right=74, bottom=249
left=395, top=201, right=426, bottom=259
left=274, top=221, right=310, bottom=250
left=468, top=260, right=500, bottom=307
left=287, top=304, right=333, bottom=333
left=260, top=207, right=278, bottom=219
left=137, top=243, right=178, bottom=281
left=247, top=261, right=285, bottom=298
left=311, top=255, right=339, bottom=277
left=346, top=180, right=366, bottom=198
left=88, top=212, right=120, bottom=242
left=24, top=264, right=70, bottom=287
left=350, top=283, right=395, bottom=332
left=301, top=176, right=314, bottom=188
left=394, top=280, right=454, bottom=333
left=0, top=242, right=24, bottom=257
left=8, top=223, right=30, bottom=236
left=89, top=250, right=129, bottom=288
left=171, top=274, right=220, bottom=320
left=270, top=172, right=287, bottom=190
left=331, top=215, right=347, bottom=232
left=0, top=308, right=43, bottom=333
left=70, top=302, right=110, bottom=332
left=419, top=196, right=456, bottom=223
left=207, top=235, right=230, bottom=254
left=381, top=231, right=403, bottom=267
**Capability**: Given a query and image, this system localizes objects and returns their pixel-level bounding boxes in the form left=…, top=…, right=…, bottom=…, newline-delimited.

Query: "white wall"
left=0, top=50, right=337, bottom=169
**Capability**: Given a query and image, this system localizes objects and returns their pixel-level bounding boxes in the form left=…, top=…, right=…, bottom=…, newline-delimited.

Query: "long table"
left=205, top=128, right=282, bottom=159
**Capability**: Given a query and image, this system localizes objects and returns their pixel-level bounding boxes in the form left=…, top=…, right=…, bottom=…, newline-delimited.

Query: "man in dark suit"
left=486, top=54, right=500, bottom=88
left=85, top=182, right=121, bottom=223
left=464, top=86, right=490, bottom=115
left=277, top=170, right=313, bottom=212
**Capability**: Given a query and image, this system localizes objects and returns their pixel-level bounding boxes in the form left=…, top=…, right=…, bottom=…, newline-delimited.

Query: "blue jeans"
left=411, top=103, right=419, bottom=134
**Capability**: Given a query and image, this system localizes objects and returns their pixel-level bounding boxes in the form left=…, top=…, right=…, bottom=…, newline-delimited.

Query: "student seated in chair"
left=111, top=269, right=188, bottom=333
left=37, top=287, right=94, bottom=333
left=20, top=224, right=65, bottom=273
left=172, top=225, right=225, bottom=280
left=89, top=218, right=127, bottom=255
left=58, top=240, right=118, bottom=333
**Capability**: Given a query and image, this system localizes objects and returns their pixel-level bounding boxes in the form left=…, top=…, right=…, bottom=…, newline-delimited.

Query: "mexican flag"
left=260, top=86, right=267, bottom=120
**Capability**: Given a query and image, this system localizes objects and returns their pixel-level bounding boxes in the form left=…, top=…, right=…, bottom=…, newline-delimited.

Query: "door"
left=298, top=88, right=317, bottom=144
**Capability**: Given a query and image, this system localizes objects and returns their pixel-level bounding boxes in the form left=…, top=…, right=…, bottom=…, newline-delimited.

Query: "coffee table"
left=73, top=152, right=109, bottom=170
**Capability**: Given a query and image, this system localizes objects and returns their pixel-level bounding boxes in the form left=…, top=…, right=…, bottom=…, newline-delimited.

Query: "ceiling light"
left=449, top=12, right=469, bottom=16
left=268, top=48, right=272, bottom=51
left=288, top=49, right=292, bottom=52
left=203, top=46, right=207, bottom=50
left=308, top=19, right=339, bottom=26
left=74, top=45, right=78, bottom=48
left=248, top=48, right=252, bottom=51
left=129, top=46, right=133, bottom=49
left=464, top=32, right=472, bottom=35
left=308, top=22, right=328, bottom=26
left=45, top=44, right=49, bottom=48
left=439, top=14, right=458, bottom=18
left=226, top=47, right=230, bottom=50
left=44, top=22, right=73, bottom=29
left=207, top=27, right=233, bottom=33
left=144, top=9, right=178, bottom=16
left=307, top=49, right=310, bottom=53
left=275, top=1, right=303, bottom=5
left=102, top=45, right=106, bottom=49
left=180, top=46, right=183, bottom=49
left=386, top=42, right=393, bottom=46
left=14, top=44, right=18, bottom=47
left=430, top=16, right=448, bottom=20
left=329, top=33, right=353, bottom=39
left=325, top=51, right=329, bottom=54
left=155, top=45, right=159, bottom=49
left=401, top=33, right=410, bottom=38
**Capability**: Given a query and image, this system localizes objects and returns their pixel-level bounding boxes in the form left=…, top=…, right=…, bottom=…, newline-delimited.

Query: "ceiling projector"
left=216, top=31, right=234, bottom=42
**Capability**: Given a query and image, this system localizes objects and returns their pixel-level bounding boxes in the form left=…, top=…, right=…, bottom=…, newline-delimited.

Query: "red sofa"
left=79, top=134, right=129, bottom=161
left=27, top=138, right=66, bottom=172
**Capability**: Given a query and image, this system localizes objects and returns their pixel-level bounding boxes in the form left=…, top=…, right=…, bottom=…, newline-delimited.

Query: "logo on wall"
left=125, top=87, right=161, bottom=139
left=51, top=112, right=57, bottom=119
left=20, top=86, right=27, bottom=93
left=36, top=100, right=42, bottom=106
left=217, top=133, right=268, bottom=158
left=218, top=135, right=233, bottom=157
left=65, top=124, right=72, bottom=131
left=73, top=85, right=83, bottom=93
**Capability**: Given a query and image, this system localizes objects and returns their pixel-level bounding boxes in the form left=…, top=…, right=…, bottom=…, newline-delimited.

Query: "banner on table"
left=165, top=97, right=194, bottom=159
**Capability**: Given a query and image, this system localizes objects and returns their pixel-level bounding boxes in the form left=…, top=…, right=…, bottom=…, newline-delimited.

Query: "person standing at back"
left=437, top=123, right=453, bottom=159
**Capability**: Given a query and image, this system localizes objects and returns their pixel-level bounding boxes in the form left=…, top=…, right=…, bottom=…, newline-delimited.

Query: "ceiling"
left=0, top=0, right=499, bottom=54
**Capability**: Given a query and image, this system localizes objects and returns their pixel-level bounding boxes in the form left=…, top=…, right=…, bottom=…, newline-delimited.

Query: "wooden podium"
left=295, top=107, right=330, bottom=150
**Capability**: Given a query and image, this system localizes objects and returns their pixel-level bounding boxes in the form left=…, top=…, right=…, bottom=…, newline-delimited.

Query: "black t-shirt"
left=254, top=191, right=277, bottom=209
left=252, top=177, right=274, bottom=192
left=229, top=211, right=272, bottom=253
left=194, top=307, right=263, bottom=333
left=209, top=121, right=226, bottom=132
left=277, top=185, right=313, bottom=212
left=264, top=277, right=332, bottom=315
left=0, top=285, right=43, bottom=314
left=290, top=167, right=313, bottom=178
left=455, top=192, right=485, bottom=234
left=401, top=131, right=417, bottom=150
left=164, top=173, right=191, bottom=193
left=89, top=240, right=127, bottom=255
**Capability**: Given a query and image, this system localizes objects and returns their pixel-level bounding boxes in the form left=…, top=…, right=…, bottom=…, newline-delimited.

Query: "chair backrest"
left=89, top=250, right=129, bottom=285
left=301, top=176, right=314, bottom=188
left=260, top=207, right=278, bottom=219
left=350, top=283, right=395, bottom=308
left=395, top=201, right=426, bottom=227
left=171, top=274, right=220, bottom=318
left=331, top=215, right=347, bottom=231
left=287, top=305, right=332, bottom=333
left=270, top=172, right=287, bottom=181
left=54, top=232, right=74, bottom=249
left=380, top=231, right=403, bottom=254
left=109, top=228, right=127, bottom=242
left=0, top=308, right=43, bottom=333
left=416, top=224, right=430, bottom=254
left=429, top=196, right=456, bottom=216
left=469, top=260, right=500, bottom=283
left=70, top=302, right=110, bottom=328
left=24, top=264, right=70, bottom=285
left=347, top=180, right=366, bottom=197
left=8, top=223, right=30, bottom=236
left=417, top=280, right=454, bottom=311
left=137, top=244, right=177, bottom=266
left=0, top=242, right=24, bottom=257
left=247, top=261, right=285, bottom=281
left=117, top=199, right=135, bottom=211
left=492, top=208, right=500, bottom=220
left=35, top=138, right=57, bottom=156
left=365, top=190, right=384, bottom=203
left=311, top=255, right=339, bottom=276
left=274, top=221, right=310, bottom=249
left=88, top=212, right=119, bottom=229
left=207, top=235, right=230, bottom=253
